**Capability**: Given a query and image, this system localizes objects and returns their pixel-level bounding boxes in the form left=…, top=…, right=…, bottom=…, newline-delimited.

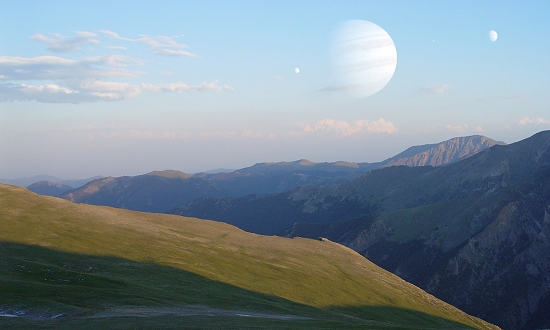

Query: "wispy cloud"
left=446, top=124, right=468, bottom=133
left=519, top=117, right=550, bottom=125
left=0, top=55, right=141, bottom=81
left=503, top=94, right=534, bottom=99
left=320, top=85, right=358, bottom=92
left=241, top=130, right=272, bottom=138
left=94, top=128, right=194, bottom=140
left=0, top=55, right=233, bottom=103
left=100, top=30, right=198, bottom=57
left=198, top=131, right=237, bottom=138
left=30, top=31, right=99, bottom=53
left=2, top=29, right=230, bottom=103
left=291, top=118, right=397, bottom=137
left=0, top=80, right=233, bottom=103
left=105, top=45, right=127, bottom=50
left=477, top=93, right=535, bottom=101
left=445, top=124, right=483, bottom=134
left=104, top=129, right=277, bottom=140
left=83, top=54, right=145, bottom=66
left=273, top=75, right=284, bottom=81
left=419, top=84, right=449, bottom=94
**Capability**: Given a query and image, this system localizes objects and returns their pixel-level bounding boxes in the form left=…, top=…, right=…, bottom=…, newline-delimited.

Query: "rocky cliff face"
left=384, top=135, right=505, bottom=167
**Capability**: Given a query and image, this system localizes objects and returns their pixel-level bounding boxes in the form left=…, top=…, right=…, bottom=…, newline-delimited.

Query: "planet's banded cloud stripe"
left=332, top=20, right=397, bottom=98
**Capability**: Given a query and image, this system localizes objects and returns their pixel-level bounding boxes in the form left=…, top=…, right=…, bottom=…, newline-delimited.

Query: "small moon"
left=489, top=30, right=498, bottom=42
left=295, top=68, right=299, bottom=73
left=332, top=20, right=397, bottom=98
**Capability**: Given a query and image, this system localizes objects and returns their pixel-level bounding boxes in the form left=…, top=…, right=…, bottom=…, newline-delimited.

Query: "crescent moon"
left=489, top=30, right=498, bottom=42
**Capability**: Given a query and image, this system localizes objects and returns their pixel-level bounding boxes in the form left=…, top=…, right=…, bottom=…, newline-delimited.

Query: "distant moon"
left=489, top=30, right=498, bottom=42
left=295, top=68, right=299, bottom=73
left=332, top=20, right=397, bottom=98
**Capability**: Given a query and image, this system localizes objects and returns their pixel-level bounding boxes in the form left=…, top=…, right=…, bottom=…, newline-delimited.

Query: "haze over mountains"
left=10, top=132, right=545, bottom=328
left=0, top=175, right=102, bottom=191
left=172, top=130, right=550, bottom=330
left=56, top=135, right=503, bottom=213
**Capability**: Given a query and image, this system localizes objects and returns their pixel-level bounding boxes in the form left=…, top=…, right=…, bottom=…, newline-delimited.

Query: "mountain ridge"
left=26, top=180, right=74, bottom=197
left=383, top=135, right=505, bottom=167
left=61, top=134, right=503, bottom=213
left=0, top=183, right=497, bottom=329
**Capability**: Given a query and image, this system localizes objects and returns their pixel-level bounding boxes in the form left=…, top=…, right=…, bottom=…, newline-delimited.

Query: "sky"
left=1, top=1, right=549, bottom=179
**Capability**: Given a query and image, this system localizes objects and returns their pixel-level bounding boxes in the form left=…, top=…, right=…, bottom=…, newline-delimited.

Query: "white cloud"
left=83, top=54, right=144, bottom=66
left=106, top=45, right=127, bottom=50
left=0, top=83, right=89, bottom=103
left=0, top=55, right=140, bottom=81
left=292, top=118, right=397, bottom=137
left=274, top=75, right=284, bottom=81
left=519, top=117, right=550, bottom=125
left=154, top=80, right=234, bottom=93
left=1, top=28, right=230, bottom=103
left=0, top=55, right=233, bottom=103
left=446, top=124, right=468, bottom=133
left=476, top=94, right=535, bottom=102
left=0, top=55, right=76, bottom=66
left=30, top=31, right=100, bottom=53
left=99, top=30, right=129, bottom=40
left=100, top=30, right=198, bottom=58
left=321, top=85, right=358, bottom=92
left=101, top=129, right=265, bottom=140
left=99, top=129, right=194, bottom=140
left=125, top=130, right=193, bottom=139
left=503, top=94, right=533, bottom=99
left=0, top=80, right=234, bottom=103
left=199, top=131, right=236, bottom=138
left=241, top=130, right=264, bottom=138
left=420, top=84, right=449, bottom=94
left=446, top=124, right=485, bottom=134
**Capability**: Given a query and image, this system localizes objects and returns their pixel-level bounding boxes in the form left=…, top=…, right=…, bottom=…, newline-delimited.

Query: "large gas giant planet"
left=332, top=20, right=397, bottom=98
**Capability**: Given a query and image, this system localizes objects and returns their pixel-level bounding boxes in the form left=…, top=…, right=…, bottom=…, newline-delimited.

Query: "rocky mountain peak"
left=383, top=135, right=506, bottom=167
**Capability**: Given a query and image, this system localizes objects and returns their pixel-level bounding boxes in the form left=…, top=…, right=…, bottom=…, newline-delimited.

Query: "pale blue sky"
left=1, top=1, right=549, bottom=178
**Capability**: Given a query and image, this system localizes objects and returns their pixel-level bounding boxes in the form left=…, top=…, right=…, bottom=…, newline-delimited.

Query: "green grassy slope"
left=0, top=184, right=497, bottom=329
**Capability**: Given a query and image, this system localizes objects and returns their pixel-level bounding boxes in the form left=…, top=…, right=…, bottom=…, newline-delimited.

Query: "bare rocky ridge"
left=383, top=135, right=505, bottom=167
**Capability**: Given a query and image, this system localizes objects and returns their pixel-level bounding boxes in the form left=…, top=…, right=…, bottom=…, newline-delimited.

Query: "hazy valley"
left=4, top=132, right=549, bottom=329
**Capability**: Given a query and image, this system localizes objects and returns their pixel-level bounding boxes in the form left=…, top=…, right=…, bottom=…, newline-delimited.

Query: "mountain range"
left=0, top=175, right=102, bottom=190
left=172, top=130, right=550, bottom=330
left=0, top=183, right=497, bottom=329
left=58, top=135, right=503, bottom=213
left=7, top=132, right=533, bottom=328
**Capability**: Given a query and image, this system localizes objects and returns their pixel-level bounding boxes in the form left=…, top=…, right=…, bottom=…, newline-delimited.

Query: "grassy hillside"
left=0, top=184, right=497, bottom=329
